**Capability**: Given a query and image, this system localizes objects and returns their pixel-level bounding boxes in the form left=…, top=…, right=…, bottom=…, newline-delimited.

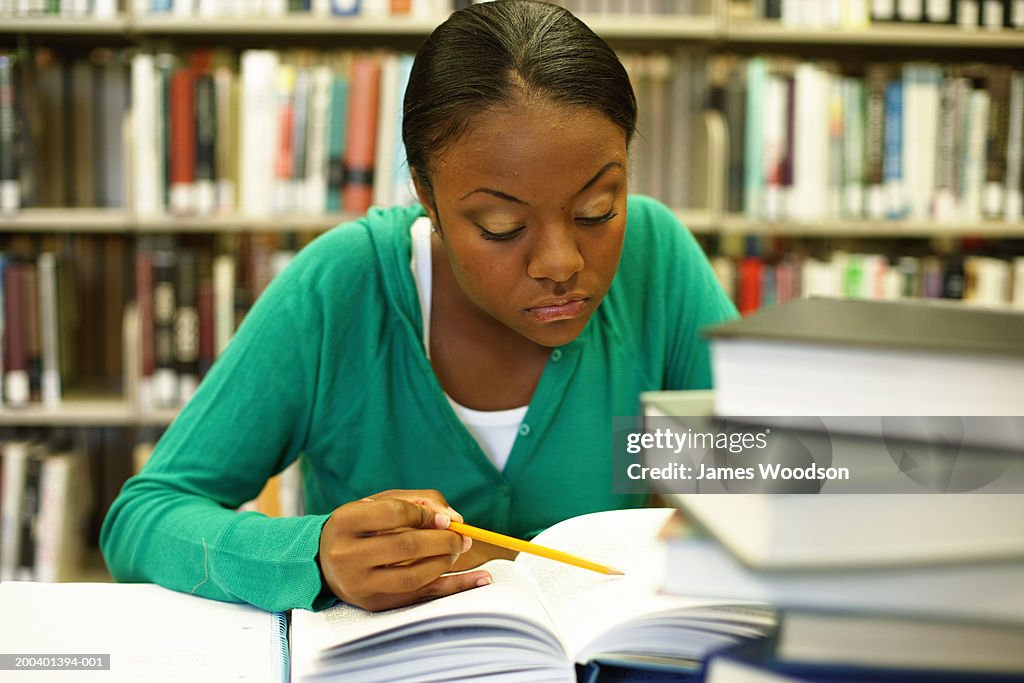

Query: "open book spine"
left=271, top=610, right=289, bottom=683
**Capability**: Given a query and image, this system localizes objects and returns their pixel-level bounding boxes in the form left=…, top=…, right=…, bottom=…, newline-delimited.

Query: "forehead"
left=431, top=101, right=627, bottom=203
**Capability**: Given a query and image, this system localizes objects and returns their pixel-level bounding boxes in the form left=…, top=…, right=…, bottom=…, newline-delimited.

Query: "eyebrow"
left=458, top=161, right=624, bottom=204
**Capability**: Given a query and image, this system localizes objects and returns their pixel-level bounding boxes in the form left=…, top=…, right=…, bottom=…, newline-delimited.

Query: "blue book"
left=883, top=79, right=907, bottom=219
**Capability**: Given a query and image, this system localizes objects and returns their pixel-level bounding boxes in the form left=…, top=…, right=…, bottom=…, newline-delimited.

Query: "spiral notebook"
left=0, top=581, right=288, bottom=683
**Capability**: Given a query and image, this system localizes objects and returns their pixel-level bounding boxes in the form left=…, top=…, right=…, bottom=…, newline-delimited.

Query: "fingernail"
left=434, top=512, right=450, bottom=529
left=475, top=575, right=492, bottom=587
left=447, top=506, right=464, bottom=523
left=462, top=535, right=473, bottom=553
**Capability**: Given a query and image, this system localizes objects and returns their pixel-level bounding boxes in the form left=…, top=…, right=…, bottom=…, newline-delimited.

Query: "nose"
left=526, top=220, right=584, bottom=284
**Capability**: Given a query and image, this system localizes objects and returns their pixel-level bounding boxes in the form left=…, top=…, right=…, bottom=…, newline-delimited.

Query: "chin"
left=520, top=317, right=591, bottom=348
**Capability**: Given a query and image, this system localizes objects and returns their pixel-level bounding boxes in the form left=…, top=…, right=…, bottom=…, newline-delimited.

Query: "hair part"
left=403, top=0, right=637, bottom=200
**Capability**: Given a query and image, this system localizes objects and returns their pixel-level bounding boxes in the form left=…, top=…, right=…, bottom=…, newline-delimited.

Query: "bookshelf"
left=1, top=2, right=1023, bottom=587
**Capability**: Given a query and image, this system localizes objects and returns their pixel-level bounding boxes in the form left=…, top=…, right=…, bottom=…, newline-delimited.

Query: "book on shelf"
left=703, top=296, right=1024, bottom=416
left=717, top=54, right=1024, bottom=225
left=709, top=249, right=1024, bottom=314
left=0, top=434, right=92, bottom=584
left=292, top=508, right=775, bottom=681
left=0, top=582, right=288, bottom=683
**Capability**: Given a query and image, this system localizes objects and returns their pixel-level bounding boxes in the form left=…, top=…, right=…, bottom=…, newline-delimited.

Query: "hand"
left=318, top=489, right=492, bottom=612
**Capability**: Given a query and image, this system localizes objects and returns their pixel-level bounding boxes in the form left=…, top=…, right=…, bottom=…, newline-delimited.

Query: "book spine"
left=214, top=64, right=236, bottom=214
left=0, top=442, right=29, bottom=582
left=864, top=65, right=888, bottom=220
left=135, top=248, right=155, bottom=411
left=290, top=67, right=311, bottom=213
left=272, top=64, right=296, bottom=215
left=16, top=451, right=43, bottom=581
left=212, top=253, right=235, bottom=357
left=240, top=50, right=279, bottom=217
left=841, top=77, right=865, bottom=218
left=169, top=67, right=197, bottom=216
left=934, top=76, right=959, bottom=221
left=342, top=56, right=381, bottom=214
left=174, top=250, right=200, bottom=403
left=961, top=85, right=990, bottom=221
left=0, top=54, right=20, bottom=215
left=131, top=53, right=161, bottom=216
left=152, top=248, right=178, bottom=407
left=197, top=271, right=214, bottom=378
left=743, top=57, right=767, bottom=219
left=883, top=78, right=906, bottom=219
left=304, top=65, right=332, bottom=214
left=983, top=67, right=1011, bottom=218
left=1005, top=72, right=1023, bottom=222
left=22, top=263, right=42, bottom=403
left=2, top=262, right=28, bottom=406
left=325, top=74, right=350, bottom=213
left=194, top=73, right=217, bottom=217
left=37, top=253, right=60, bottom=407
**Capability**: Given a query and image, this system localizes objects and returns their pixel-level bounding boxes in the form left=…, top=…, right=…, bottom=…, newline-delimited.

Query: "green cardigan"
left=100, top=195, right=737, bottom=612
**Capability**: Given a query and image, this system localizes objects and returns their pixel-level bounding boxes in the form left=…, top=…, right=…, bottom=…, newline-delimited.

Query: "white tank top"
left=410, top=217, right=527, bottom=472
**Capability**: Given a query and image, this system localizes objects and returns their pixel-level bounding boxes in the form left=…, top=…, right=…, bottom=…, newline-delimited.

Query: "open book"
left=291, top=508, right=775, bottom=682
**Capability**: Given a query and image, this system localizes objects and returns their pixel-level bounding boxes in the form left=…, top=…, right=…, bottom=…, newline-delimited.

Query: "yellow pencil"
left=448, top=521, right=625, bottom=576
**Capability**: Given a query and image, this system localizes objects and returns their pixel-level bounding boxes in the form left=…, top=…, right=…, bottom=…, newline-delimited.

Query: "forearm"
left=101, top=477, right=333, bottom=612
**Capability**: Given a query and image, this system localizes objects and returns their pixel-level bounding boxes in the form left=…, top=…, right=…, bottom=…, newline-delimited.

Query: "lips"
left=524, top=296, right=589, bottom=322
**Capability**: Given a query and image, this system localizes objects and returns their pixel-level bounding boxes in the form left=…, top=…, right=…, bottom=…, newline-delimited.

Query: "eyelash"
left=478, top=211, right=619, bottom=241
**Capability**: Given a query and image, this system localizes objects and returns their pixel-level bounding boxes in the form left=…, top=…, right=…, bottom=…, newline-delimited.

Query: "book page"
left=290, top=559, right=571, bottom=682
left=0, top=582, right=285, bottom=683
left=516, top=508, right=773, bottom=662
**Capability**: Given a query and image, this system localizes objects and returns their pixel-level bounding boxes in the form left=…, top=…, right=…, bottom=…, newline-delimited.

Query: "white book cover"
left=304, top=66, right=332, bottom=214
left=213, top=254, right=236, bottom=357
left=0, top=441, right=29, bottom=583
left=790, top=63, right=829, bottom=222
left=173, top=0, right=195, bottom=15
left=92, top=0, right=117, bottom=17
left=240, top=51, right=280, bottom=218
left=902, top=63, right=940, bottom=221
left=960, top=88, right=990, bottom=222
left=373, top=54, right=399, bottom=208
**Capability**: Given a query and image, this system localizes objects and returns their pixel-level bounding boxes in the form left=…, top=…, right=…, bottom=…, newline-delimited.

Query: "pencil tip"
left=608, top=568, right=625, bottom=576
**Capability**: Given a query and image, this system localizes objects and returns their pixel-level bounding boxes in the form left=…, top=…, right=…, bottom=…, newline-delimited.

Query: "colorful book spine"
left=342, top=56, right=381, bottom=214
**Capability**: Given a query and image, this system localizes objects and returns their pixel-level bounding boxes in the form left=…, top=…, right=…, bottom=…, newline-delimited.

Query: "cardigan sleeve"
left=100, top=236, right=338, bottom=613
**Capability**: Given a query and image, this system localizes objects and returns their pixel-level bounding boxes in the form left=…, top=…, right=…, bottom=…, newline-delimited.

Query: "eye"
left=576, top=211, right=618, bottom=226
left=478, top=225, right=525, bottom=242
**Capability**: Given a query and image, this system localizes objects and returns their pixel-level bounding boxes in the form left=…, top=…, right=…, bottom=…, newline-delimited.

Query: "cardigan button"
left=550, top=348, right=563, bottom=362
left=518, top=423, right=531, bottom=437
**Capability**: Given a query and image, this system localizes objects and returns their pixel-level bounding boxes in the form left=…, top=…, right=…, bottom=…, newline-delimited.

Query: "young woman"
left=101, top=0, right=736, bottom=613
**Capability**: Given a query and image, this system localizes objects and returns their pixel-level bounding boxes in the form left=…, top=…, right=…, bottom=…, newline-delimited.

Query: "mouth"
left=524, top=296, right=590, bottom=322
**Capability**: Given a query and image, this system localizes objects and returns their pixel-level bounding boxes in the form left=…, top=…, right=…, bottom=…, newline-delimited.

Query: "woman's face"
left=418, top=99, right=629, bottom=348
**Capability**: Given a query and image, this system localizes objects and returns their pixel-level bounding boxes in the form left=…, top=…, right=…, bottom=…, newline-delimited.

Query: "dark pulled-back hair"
left=403, top=0, right=637, bottom=192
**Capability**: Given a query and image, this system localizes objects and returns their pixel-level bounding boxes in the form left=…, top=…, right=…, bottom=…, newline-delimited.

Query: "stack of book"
left=640, top=297, right=1024, bottom=680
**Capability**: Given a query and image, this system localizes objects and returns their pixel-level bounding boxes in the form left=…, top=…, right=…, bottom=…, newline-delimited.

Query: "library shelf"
left=134, top=213, right=359, bottom=233
left=724, top=21, right=1024, bottom=47
left=717, top=215, right=1024, bottom=238
left=0, top=208, right=131, bottom=233
left=130, top=14, right=444, bottom=36
left=0, top=15, right=129, bottom=35
left=0, top=399, right=136, bottom=427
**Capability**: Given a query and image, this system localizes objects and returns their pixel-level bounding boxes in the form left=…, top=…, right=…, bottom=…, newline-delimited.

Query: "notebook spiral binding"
left=271, top=611, right=290, bottom=683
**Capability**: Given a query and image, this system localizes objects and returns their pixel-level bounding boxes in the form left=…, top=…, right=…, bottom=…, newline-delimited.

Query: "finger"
left=361, top=528, right=471, bottom=568
left=361, top=570, right=493, bottom=612
left=380, top=489, right=468, bottom=528
left=365, top=554, right=466, bottom=595
left=343, top=498, right=443, bottom=535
